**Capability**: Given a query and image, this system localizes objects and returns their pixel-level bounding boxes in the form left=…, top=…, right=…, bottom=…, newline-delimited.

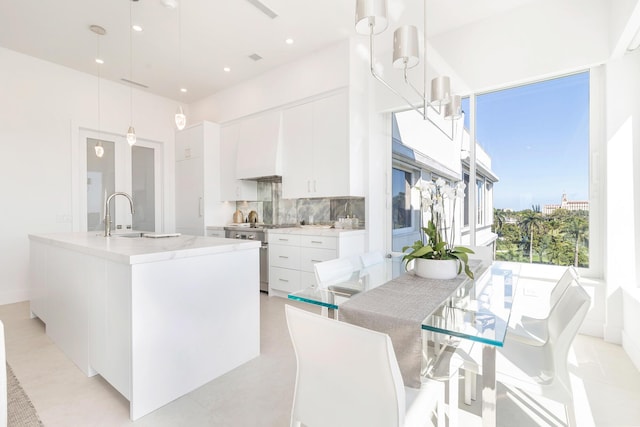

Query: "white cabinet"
left=268, top=230, right=365, bottom=297
left=282, top=91, right=361, bottom=199
left=220, top=123, right=257, bottom=201
left=175, top=121, right=233, bottom=235
left=207, top=227, right=226, bottom=238
left=236, top=110, right=282, bottom=179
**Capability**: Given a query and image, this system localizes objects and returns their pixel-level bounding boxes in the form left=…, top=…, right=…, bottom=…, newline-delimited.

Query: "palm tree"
left=563, top=212, right=589, bottom=267
left=519, top=205, right=545, bottom=263
left=492, top=208, right=507, bottom=236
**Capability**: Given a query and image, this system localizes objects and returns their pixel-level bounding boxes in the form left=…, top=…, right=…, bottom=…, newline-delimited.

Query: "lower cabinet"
left=206, top=227, right=225, bottom=238
left=268, top=230, right=365, bottom=297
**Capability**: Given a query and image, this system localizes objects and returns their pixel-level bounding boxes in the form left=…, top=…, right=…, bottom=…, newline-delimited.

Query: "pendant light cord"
left=178, top=1, right=182, bottom=83
left=129, top=0, right=133, bottom=125
left=97, top=33, right=101, bottom=141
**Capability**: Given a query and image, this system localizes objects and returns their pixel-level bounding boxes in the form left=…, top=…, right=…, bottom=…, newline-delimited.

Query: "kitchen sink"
left=111, top=232, right=145, bottom=238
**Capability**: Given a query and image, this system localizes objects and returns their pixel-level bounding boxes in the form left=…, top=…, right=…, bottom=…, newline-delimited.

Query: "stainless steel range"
left=225, top=225, right=268, bottom=293
left=224, top=224, right=300, bottom=293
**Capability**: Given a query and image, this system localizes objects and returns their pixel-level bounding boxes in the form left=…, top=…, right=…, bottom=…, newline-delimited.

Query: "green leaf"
left=464, top=263, right=474, bottom=280
left=453, top=246, right=475, bottom=254
left=411, top=246, right=434, bottom=258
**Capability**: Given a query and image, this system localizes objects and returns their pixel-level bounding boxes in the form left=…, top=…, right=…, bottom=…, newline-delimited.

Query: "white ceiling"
left=0, top=0, right=543, bottom=103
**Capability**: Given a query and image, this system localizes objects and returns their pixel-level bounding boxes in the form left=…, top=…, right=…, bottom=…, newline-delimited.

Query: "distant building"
left=543, top=193, right=589, bottom=215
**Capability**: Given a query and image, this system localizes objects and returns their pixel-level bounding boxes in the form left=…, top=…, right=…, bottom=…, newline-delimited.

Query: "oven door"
left=259, top=243, right=269, bottom=292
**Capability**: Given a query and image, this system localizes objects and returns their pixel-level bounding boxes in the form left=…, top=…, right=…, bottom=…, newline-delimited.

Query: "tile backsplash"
left=235, top=181, right=364, bottom=228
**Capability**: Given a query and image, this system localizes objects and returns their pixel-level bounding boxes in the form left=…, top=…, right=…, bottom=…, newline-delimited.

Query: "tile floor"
left=1, top=294, right=639, bottom=426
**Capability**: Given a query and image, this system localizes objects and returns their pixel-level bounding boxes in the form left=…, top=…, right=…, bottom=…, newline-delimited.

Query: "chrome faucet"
left=104, top=192, right=135, bottom=236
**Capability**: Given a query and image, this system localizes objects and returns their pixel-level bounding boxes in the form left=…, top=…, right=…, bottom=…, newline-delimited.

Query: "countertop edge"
left=29, top=233, right=260, bottom=265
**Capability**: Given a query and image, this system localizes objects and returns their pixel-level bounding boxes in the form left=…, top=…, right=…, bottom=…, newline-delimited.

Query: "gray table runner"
left=339, top=261, right=486, bottom=388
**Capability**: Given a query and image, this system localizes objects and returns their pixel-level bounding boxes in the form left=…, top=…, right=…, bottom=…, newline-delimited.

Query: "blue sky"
left=462, top=72, right=590, bottom=211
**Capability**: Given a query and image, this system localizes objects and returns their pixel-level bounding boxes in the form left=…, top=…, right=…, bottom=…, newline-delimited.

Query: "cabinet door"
left=270, top=244, right=301, bottom=270
left=175, top=157, right=204, bottom=235
left=175, top=124, right=204, bottom=162
left=270, top=267, right=301, bottom=293
left=220, top=124, right=257, bottom=201
left=300, top=247, right=336, bottom=272
left=207, top=229, right=225, bottom=238
left=236, top=111, right=282, bottom=179
left=312, top=92, right=349, bottom=197
left=282, top=102, right=313, bottom=199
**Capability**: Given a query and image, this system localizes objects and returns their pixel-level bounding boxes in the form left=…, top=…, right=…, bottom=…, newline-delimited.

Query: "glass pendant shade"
left=175, top=105, right=186, bottom=130
left=392, top=25, right=419, bottom=69
left=94, top=141, right=104, bottom=158
left=355, top=0, right=388, bottom=35
left=430, top=76, right=451, bottom=106
left=444, top=95, right=462, bottom=120
left=126, top=126, right=137, bottom=146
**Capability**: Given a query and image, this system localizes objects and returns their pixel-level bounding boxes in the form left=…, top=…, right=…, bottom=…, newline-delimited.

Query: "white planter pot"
left=413, top=258, right=459, bottom=280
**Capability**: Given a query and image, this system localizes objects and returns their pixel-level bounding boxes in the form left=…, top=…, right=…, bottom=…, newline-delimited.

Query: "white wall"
left=0, top=47, right=178, bottom=305
left=604, top=49, right=640, bottom=369
left=189, top=41, right=350, bottom=124
left=430, top=0, right=610, bottom=93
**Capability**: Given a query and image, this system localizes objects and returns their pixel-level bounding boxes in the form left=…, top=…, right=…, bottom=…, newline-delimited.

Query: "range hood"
left=235, top=110, right=283, bottom=180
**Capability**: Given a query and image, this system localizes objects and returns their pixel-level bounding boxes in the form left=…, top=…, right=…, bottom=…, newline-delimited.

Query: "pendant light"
left=355, top=0, right=462, bottom=139
left=126, top=0, right=136, bottom=146
left=174, top=0, right=186, bottom=130
left=91, top=25, right=106, bottom=158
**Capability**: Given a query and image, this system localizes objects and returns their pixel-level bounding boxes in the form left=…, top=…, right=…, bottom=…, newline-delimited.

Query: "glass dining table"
left=288, top=256, right=520, bottom=427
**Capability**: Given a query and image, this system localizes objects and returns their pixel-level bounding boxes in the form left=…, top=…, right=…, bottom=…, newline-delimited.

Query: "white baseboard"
left=0, top=290, right=30, bottom=307
left=622, top=329, right=640, bottom=372
left=580, top=318, right=604, bottom=338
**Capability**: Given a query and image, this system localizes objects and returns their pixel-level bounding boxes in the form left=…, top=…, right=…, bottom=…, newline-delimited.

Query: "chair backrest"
left=314, top=256, right=361, bottom=288
left=466, top=245, right=493, bottom=263
left=549, top=266, right=579, bottom=312
left=548, top=280, right=590, bottom=351
left=285, top=305, right=406, bottom=427
left=546, top=281, right=590, bottom=391
left=360, top=251, right=385, bottom=268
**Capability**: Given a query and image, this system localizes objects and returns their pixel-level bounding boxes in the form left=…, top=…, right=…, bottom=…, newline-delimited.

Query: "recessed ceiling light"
left=95, top=58, right=104, bottom=64
left=180, top=88, right=187, bottom=93
left=223, top=67, right=231, bottom=73
left=132, top=24, right=143, bottom=32
left=285, top=38, right=294, bottom=45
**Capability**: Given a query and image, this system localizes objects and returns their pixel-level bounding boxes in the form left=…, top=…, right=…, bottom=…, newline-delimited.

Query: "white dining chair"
left=465, top=245, right=494, bottom=263
left=460, top=266, right=580, bottom=406
left=314, top=256, right=362, bottom=289
left=360, top=250, right=385, bottom=268
left=457, top=280, right=590, bottom=426
left=285, top=304, right=446, bottom=427
left=508, top=266, right=579, bottom=346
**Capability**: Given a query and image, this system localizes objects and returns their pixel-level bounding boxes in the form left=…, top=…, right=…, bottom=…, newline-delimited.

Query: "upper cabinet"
left=282, top=91, right=362, bottom=199
left=220, top=123, right=257, bottom=201
left=175, top=121, right=232, bottom=235
left=235, top=110, right=282, bottom=179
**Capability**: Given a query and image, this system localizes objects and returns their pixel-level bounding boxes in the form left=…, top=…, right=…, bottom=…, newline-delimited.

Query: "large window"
left=476, top=178, right=484, bottom=226
left=463, top=72, right=590, bottom=267
left=392, top=167, right=413, bottom=230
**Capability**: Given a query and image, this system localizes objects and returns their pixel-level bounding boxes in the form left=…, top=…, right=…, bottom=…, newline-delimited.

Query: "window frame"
left=462, top=69, right=600, bottom=276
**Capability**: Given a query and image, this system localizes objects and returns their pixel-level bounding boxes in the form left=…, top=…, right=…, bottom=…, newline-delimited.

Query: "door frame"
left=73, top=126, right=165, bottom=233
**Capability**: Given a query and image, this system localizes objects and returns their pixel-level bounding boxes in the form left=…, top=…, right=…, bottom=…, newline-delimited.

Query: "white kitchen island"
left=29, top=232, right=260, bottom=420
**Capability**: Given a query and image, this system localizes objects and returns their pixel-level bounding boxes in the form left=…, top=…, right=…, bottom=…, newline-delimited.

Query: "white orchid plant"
left=402, top=178, right=475, bottom=279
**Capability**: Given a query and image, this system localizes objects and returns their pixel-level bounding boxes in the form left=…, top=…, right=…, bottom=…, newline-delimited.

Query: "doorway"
left=78, top=129, right=163, bottom=233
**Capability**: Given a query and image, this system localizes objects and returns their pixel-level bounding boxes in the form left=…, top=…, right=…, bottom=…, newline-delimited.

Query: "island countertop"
left=28, top=232, right=260, bottom=265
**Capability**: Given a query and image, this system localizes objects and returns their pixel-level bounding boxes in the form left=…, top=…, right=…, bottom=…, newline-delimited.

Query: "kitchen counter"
left=29, top=231, right=258, bottom=264
left=29, top=231, right=260, bottom=420
left=265, top=226, right=365, bottom=237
